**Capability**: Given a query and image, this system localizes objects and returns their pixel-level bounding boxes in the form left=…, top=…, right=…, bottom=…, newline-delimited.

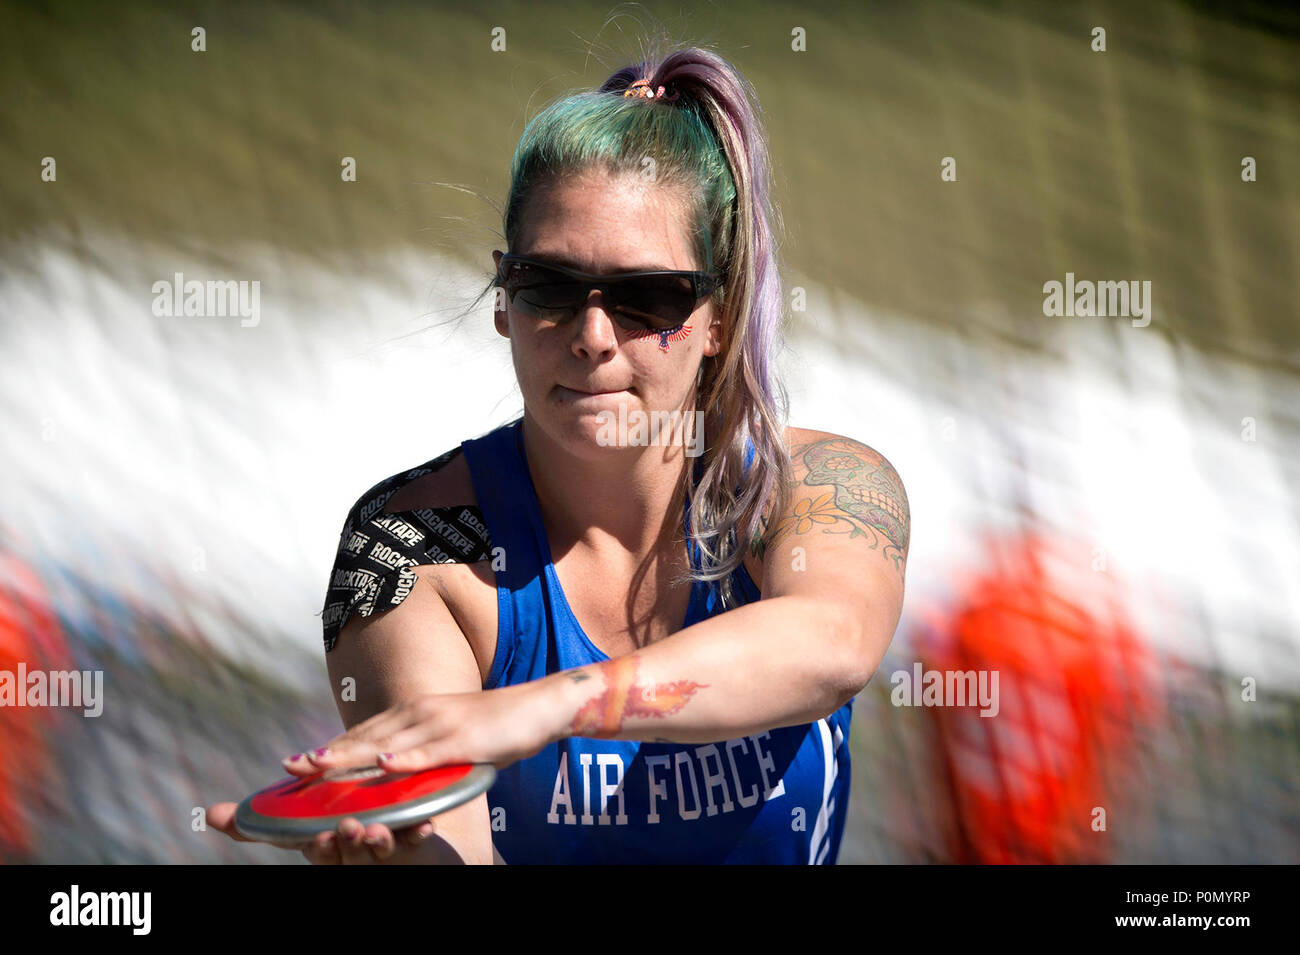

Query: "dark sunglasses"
left=495, top=253, right=723, bottom=331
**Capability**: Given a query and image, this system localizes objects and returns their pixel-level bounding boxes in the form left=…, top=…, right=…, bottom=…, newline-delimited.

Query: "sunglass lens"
left=501, top=260, right=704, bottom=328
left=503, top=262, right=581, bottom=316
left=610, top=275, right=697, bottom=327
left=513, top=281, right=586, bottom=316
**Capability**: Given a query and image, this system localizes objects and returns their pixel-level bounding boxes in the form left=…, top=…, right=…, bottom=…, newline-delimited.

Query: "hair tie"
left=622, top=78, right=679, bottom=102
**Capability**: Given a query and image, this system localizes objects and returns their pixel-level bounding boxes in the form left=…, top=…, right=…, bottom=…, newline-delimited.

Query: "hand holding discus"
left=208, top=680, right=560, bottom=863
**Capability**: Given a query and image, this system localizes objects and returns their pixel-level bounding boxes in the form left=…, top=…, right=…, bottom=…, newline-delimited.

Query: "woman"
left=209, top=46, right=908, bottom=864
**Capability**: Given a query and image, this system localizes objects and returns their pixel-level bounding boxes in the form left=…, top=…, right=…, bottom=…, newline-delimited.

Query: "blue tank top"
left=460, top=417, right=854, bottom=864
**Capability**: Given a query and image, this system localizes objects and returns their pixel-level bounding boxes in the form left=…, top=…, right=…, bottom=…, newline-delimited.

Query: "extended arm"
left=304, top=432, right=908, bottom=779
left=535, top=431, right=909, bottom=745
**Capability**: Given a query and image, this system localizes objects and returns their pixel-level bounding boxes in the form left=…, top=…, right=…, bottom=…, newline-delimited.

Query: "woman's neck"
left=519, top=410, right=693, bottom=561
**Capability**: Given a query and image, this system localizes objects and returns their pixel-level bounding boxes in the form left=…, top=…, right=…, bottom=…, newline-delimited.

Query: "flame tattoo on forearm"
left=568, top=656, right=708, bottom=738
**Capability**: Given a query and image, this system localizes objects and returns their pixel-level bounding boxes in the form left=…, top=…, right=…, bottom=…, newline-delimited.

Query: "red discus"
left=235, top=762, right=496, bottom=844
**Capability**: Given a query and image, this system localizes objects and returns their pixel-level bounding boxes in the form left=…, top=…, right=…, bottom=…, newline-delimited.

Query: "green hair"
left=504, top=90, right=737, bottom=278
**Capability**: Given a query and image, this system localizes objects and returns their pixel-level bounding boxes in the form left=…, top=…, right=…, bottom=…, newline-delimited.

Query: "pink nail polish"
left=313, top=748, right=329, bottom=758
left=283, top=754, right=303, bottom=763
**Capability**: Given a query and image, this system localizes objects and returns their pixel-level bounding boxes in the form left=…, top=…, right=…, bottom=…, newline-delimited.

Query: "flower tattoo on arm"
left=759, top=436, right=910, bottom=576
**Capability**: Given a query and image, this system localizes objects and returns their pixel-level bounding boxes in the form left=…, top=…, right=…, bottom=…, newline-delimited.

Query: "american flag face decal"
left=630, top=323, right=693, bottom=352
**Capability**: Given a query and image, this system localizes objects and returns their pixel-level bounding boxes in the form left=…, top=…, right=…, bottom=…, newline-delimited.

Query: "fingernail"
left=378, top=752, right=395, bottom=762
left=363, top=835, right=384, bottom=847
left=283, top=753, right=304, bottom=765
left=312, top=748, right=330, bottom=758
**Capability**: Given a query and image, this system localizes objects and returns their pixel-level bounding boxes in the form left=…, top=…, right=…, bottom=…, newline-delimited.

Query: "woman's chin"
left=540, top=412, right=637, bottom=458
left=548, top=389, right=634, bottom=430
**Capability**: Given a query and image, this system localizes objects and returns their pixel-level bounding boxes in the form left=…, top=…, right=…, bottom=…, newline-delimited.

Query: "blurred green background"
left=3, top=0, right=1296, bottom=355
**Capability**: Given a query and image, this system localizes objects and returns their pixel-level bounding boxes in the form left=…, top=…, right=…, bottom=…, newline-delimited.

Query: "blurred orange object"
left=916, top=531, right=1165, bottom=864
left=0, top=552, right=71, bottom=859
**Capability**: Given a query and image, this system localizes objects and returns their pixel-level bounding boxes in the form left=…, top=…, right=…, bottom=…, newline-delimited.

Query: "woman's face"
left=494, top=168, right=721, bottom=460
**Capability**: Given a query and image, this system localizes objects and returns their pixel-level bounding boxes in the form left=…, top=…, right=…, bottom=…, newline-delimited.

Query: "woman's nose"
left=570, top=292, right=618, bottom=358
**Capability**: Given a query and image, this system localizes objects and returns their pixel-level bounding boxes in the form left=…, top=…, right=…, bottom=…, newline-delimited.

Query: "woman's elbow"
left=829, top=601, right=897, bottom=711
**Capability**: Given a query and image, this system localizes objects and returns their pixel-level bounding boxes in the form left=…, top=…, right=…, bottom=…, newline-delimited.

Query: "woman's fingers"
left=335, top=818, right=373, bottom=864
left=298, top=819, right=432, bottom=864
left=365, top=739, right=454, bottom=773
left=334, top=819, right=365, bottom=863
left=297, top=727, right=401, bottom=772
left=398, top=819, right=436, bottom=848
left=209, top=801, right=299, bottom=848
left=303, top=830, right=341, bottom=865
left=281, top=753, right=323, bottom=776
left=307, top=727, right=426, bottom=770
left=289, top=686, right=538, bottom=778
left=211, top=797, right=439, bottom=863
left=362, top=823, right=397, bottom=861
left=206, top=802, right=256, bottom=842
left=208, top=801, right=312, bottom=852
left=332, top=819, right=405, bottom=864
left=300, top=696, right=449, bottom=771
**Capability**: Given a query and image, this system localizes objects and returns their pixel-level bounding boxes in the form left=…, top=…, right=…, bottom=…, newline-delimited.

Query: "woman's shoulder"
left=777, top=422, right=910, bottom=556
left=337, top=440, right=490, bottom=558
left=374, top=443, right=480, bottom=514
left=321, top=442, right=492, bottom=653
left=782, top=424, right=902, bottom=481
left=776, top=423, right=909, bottom=536
left=783, top=423, right=866, bottom=447
left=335, top=434, right=489, bottom=533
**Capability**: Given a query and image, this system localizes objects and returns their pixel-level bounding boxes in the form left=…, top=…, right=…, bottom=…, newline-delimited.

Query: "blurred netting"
left=1, top=0, right=1298, bottom=862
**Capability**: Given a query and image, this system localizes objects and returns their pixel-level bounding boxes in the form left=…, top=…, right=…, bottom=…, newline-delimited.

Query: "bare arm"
left=325, top=570, right=498, bottom=864
left=301, top=433, right=907, bottom=793
left=534, top=432, right=909, bottom=745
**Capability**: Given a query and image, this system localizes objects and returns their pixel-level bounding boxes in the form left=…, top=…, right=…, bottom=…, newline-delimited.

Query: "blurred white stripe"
left=2, top=238, right=1296, bottom=690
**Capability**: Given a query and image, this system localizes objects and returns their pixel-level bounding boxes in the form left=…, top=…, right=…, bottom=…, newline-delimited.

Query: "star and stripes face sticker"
left=629, top=322, right=693, bottom=352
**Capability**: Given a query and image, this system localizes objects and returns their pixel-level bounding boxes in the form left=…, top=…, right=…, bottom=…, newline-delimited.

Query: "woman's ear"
left=703, top=316, right=723, bottom=358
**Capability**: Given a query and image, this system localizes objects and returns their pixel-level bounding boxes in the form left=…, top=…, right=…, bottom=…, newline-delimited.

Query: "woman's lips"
left=556, top=385, right=628, bottom=399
